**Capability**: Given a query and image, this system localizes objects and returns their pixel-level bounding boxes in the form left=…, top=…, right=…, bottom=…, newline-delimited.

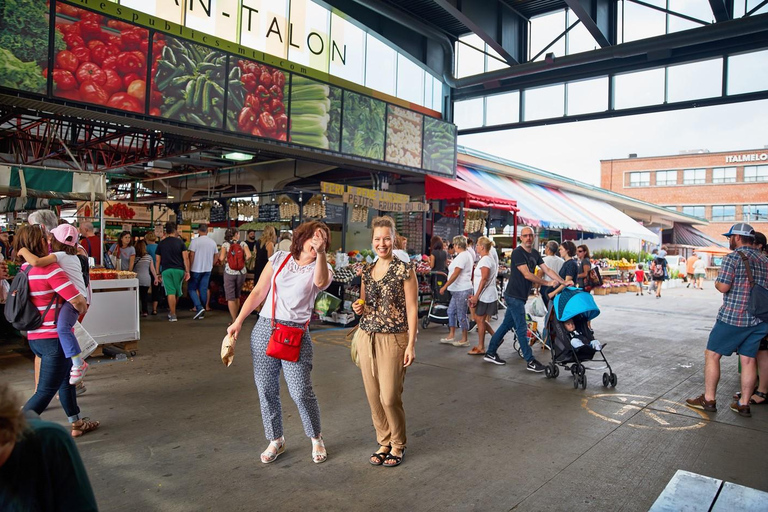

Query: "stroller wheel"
left=602, top=373, right=610, bottom=387
left=581, top=373, right=588, bottom=389
left=610, top=373, right=618, bottom=387
left=544, top=365, right=552, bottom=378
left=421, top=317, right=429, bottom=329
left=552, top=365, right=560, bottom=378
left=573, top=374, right=579, bottom=389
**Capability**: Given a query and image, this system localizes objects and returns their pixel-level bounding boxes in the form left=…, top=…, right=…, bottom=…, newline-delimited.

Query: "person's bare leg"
left=460, top=329, right=468, bottom=343
left=739, top=355, right=757, bottom=407
left=168, top=294, right=177, bottom=316
left=485, top=320, right=495, bottom=337
left=475, top=314, right=486, bottom=351
left=752, top=351, right=768, bottom=402
left=152, top=299, right=158, bottom=313
left=445, top=327, right=456, bottom=341
left=704, top=349, right=722, bottom=402
left=227, top=299, right=239, bottom=323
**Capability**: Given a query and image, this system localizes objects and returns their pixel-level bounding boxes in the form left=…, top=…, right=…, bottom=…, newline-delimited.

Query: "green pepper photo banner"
left=0, top=165, right=107, bottom=201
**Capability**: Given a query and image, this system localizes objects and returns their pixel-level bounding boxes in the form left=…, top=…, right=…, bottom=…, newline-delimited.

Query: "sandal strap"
left=754, top=391, right=767, bottom=399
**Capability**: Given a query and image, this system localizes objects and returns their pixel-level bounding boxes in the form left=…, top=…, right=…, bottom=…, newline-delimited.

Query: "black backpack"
left=4, top=267, right=58, bottom=331
left=78, top=254, right=90, bottom=288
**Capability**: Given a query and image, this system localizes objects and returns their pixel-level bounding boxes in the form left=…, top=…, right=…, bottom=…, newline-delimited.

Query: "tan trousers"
left=355, top=329, right=408, bottom=450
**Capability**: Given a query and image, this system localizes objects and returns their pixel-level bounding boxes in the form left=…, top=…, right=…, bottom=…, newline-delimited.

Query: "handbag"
left=737, top=252, right=768, bottom=322
left=265, top=254, right=307, bottom=362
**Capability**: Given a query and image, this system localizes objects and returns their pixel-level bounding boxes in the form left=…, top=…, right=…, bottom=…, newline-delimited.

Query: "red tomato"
left=90, top=44, right=113, bottom=66
left=106, top=92, right=143, bottom=113
left=102, top=56, right=118, bottom=71
left=58, top=4, right=82, bottom=17
left=79, top=20, right=103, bottom=42
left=122, top=73, right=141, bottom=89
left=116, top=52, right=143, bottom=74
left=149, top=107, right=161, bottom=116
left=81, top=12, right=104, bottom=25
left=103, top=70, right=122, bottom=95
left=52, top=70, right=77, bottom=91
left=71, top=46, right=91, bottom=64
left=127, top=80, right=146, bottom=102
left=76, top=62, right=106, bottom=86
left=56, top=51, right=79, bottom=73
left=57, top=89, right=82, bottom=101
left=80, top=81, right=109, bottom=105
left=87, top=40, right=105, bottom=49
left=120, top=29, right=143, bottom=51
left=63, top=33, right=85, bottom=49
left=58, top=23, right=81, bottom=36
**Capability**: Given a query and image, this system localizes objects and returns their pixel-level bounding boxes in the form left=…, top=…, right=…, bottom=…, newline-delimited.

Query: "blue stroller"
left=542, top=287, right=617, bottom=389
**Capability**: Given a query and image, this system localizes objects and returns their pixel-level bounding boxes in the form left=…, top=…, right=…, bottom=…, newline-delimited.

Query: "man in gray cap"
left=686, top=223, right=768, bottom=418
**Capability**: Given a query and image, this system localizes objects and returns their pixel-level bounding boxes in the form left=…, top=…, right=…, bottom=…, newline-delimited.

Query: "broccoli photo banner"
left=0, top=0, right=457, bottom=177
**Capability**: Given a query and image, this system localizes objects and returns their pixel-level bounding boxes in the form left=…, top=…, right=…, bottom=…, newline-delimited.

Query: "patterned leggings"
left=448, top=289, right=471, bottom=330
left=250, top=316, right=322, bottom=440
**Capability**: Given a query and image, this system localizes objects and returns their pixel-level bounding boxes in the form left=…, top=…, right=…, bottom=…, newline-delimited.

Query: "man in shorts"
left=155, top=222, right=190, bottom=322
left=686, top=223, right=768, bottom=417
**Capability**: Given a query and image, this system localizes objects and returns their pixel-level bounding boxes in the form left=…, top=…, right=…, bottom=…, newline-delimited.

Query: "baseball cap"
left=50, top=224, right=79, bottom=246
left=722, top=223, right=755, bottom=238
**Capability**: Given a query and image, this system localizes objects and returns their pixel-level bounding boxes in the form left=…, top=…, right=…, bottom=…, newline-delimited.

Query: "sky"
left=458, top=98, right=768, bottom=186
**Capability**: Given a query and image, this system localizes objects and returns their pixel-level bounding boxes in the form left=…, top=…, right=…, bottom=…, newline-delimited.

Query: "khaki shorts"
left=224, top=272, right=246, bottom=301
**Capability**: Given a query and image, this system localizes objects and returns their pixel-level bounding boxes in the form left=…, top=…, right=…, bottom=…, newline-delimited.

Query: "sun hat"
left=50, top=224, right=79, bottom=246
left=721, top=223, right=755, bottom=238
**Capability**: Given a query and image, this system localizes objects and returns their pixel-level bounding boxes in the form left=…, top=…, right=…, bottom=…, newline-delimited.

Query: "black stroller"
left=542, top=287, right=617, bottom=389
left=421, top=271, right=476, bottom=331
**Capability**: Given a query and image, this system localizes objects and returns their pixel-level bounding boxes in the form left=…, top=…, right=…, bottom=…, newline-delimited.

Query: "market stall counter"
left=83, top=270, right=140, bottom=353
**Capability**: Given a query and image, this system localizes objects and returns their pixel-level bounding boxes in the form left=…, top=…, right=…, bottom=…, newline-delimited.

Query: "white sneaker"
left=70, top=361, right=89, bottom=385
left=451, top=340, right=470, bottom=347
left=439, top=338, right=455, bottom=344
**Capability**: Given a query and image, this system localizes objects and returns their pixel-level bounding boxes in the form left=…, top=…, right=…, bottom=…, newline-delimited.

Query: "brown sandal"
left=71, top=417, right=100, bottom=438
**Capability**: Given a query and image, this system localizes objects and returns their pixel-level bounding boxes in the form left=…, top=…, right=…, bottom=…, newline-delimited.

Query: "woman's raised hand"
left=309, top=229, right=327, bottom=254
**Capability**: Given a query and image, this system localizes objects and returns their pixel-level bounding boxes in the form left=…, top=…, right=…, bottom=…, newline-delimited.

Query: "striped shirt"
left=23, top=263, right=82, bottom=340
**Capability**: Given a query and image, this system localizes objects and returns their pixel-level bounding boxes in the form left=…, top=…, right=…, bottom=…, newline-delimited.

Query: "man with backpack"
left=686, top=223, right=768, bottom=418
left=155, top=222, right=190, bottom=322
left=218, top=227, right=252, bottom=324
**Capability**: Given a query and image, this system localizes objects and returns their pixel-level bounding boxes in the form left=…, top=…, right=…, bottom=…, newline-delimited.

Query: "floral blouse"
left=360, top=259, right=412, bottom=334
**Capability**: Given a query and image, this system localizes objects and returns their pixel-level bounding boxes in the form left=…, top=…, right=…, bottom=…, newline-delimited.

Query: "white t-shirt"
left=473, top=255, right=499, bottom=303
left=467, top=247, right=478, bottom=263
left=53, top=252, right=88, bottom=300
left=693, top=259, right=706, bottom=274
left=261, top=251, right=334, bottom=324
left=447, top=250, right=474, bottom=292
left=188, top=235, right=218, bottom=273
left=542, top=255, right=564, bottom=282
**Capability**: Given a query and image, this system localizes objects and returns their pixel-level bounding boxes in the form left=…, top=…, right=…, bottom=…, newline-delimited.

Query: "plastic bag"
left=530, top=295, right=547, bottom=317
left=335, top=252, right=349, bottom=269
left=314, top=291, right=341, bottom=316
left=73, top=322, right=98, bottom=359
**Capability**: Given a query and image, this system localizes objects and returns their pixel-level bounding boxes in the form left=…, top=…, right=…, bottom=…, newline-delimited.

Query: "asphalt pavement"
left=2, top=284, right=767, bottom=512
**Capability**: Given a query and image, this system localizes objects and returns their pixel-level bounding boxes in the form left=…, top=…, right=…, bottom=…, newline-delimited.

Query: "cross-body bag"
left=265, top=254, right=309, bottom=362
left=737, top=251, right=768, bottom=323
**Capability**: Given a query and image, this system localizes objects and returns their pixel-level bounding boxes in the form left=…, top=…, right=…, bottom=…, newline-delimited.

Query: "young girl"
left=17, top=224, right=90, bottom=384
left=134, top=240, right=159, bottom=317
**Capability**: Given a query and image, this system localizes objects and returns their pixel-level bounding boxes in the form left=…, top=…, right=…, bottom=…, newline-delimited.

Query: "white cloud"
left=458, top=99, right=768, bottom=186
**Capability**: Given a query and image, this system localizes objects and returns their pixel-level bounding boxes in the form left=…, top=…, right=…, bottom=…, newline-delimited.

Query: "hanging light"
left=298, top=191, right=303, bottom=203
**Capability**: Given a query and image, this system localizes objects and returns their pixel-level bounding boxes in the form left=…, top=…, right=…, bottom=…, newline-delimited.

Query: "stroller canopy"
left=553, top=287, right=600, bottom=322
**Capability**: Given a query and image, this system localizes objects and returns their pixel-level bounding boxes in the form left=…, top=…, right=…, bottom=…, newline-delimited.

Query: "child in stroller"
left=543, top=287, right=617, bottom=389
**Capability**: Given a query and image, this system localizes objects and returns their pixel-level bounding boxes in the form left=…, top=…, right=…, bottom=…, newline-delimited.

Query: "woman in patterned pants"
left=228, top=221, right=333, bottom=464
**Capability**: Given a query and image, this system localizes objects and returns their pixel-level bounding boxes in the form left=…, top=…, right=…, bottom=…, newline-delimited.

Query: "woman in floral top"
left=351, top=216, right=417, bottom=467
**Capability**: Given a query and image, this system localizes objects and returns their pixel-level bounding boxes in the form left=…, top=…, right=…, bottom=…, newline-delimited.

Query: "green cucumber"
left=212, top=106, right=223, bottom=120
left=164, top=99, right=186, bottom=118
left=209, top=81, right=225, bottom=99
left=197, top=62, right=217, bottom=73
left=226, top=117, right=237, bottom=131
left=187, top=113, right=206, bottom=125
left=229, top=66, right=241, bottom=80
left=185, top=79, right=196, bottom=101
left=202, top=81, right=212, bottom=115
left=179, top=54, right=197, bottom=73
left=171, top=75, right=193, bottom=87
left=162, top=46, right=176, bottom=66
left=193, top=75, right=206, bottom=107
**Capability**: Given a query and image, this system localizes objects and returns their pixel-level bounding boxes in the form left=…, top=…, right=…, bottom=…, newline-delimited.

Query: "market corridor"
left=2, top=286, right=767, bottom=512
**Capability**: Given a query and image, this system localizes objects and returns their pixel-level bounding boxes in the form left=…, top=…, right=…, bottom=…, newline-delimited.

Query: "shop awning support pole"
left=487, top=209, right=491, bottom=237
left=99, top=200, right=104, bottom=266
left=341, top=203, right=348, bottom=252
left=422, top=197, right=428, bottom=255
left=459, top=205, right=465, bottom=236
left=512, top=211, right=518, bottom=249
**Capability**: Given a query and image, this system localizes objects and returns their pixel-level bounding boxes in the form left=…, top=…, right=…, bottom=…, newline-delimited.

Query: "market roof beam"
left=709, top=0, right=733, bottom=21
left=562, top=0, right=615, bottom=47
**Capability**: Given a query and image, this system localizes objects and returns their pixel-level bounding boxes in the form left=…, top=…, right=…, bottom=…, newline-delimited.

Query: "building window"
left=682, top=206, right=705, bottom=218
left=743, top=204, right=768, bottom=222
left=656, top=170, right=677, bottom=186
left=712, top=167, right=737, bottom=183
left=629, top=171, right=650, bottom=187
left=712, top=205, right=736, bottom=221
left=683, top=168, right=706, bottom=184
left=744, top=165, right=768, bottom=182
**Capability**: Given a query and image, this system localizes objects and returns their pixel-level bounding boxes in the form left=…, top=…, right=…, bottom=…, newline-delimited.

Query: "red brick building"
left=601, top=148, right=768, bottom=240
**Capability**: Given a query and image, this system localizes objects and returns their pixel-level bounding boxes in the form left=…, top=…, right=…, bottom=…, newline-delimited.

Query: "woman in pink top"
left=15, top=225, right=100, bottom=438
left=228, top=221, right=333, bottom=465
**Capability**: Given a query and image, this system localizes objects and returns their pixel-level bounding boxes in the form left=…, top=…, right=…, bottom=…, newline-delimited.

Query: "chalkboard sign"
left=433, top=214, right=460, bottom=242
left=324, top=204, right=344, bottom=224
left=259, top=204, right=280, bottom=222
left=209, top=205, right=227, bottom=223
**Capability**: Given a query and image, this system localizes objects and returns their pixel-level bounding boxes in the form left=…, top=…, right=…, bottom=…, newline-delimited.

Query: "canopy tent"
left=425, top=174, right=518, bottom=211
left=457, top=167, right=660, bottom=244
left=0, top=165, right=107, bottom=202
left=0, top=197, right=64, bottom=213
left=696, top=245, right=732, bottom=256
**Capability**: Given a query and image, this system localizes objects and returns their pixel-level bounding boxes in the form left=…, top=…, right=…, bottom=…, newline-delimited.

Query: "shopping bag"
left=314, top=291, right=341, bottom=316
left=530, top=295, right=547, bottom=317
left=221, top=333, right=235, bottom=367
left=73, top=322, right=98, bottom=359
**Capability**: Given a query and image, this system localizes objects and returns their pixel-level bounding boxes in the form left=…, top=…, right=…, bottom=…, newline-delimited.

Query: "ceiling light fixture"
left=223, top=152, right=254, bottom=161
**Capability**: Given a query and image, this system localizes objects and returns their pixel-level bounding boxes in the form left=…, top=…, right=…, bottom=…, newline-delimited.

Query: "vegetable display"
left=385, top=104, right=423, bottom=168
left=226, top=57, right=288, bottom=140
left=341, top=91, right=385, bottom=160
left=0, top=0, right=59, bottom=93
left=422, top=117, right=456, bottom=175
left=52, top=8, right=152, bottom=112
left=152, top=36, right=227, bottom=127
left=288, top=75, right=341, bottom=151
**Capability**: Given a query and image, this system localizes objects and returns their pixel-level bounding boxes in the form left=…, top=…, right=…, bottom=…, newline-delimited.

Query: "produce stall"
left=82, top=270, right=140, bottom=348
